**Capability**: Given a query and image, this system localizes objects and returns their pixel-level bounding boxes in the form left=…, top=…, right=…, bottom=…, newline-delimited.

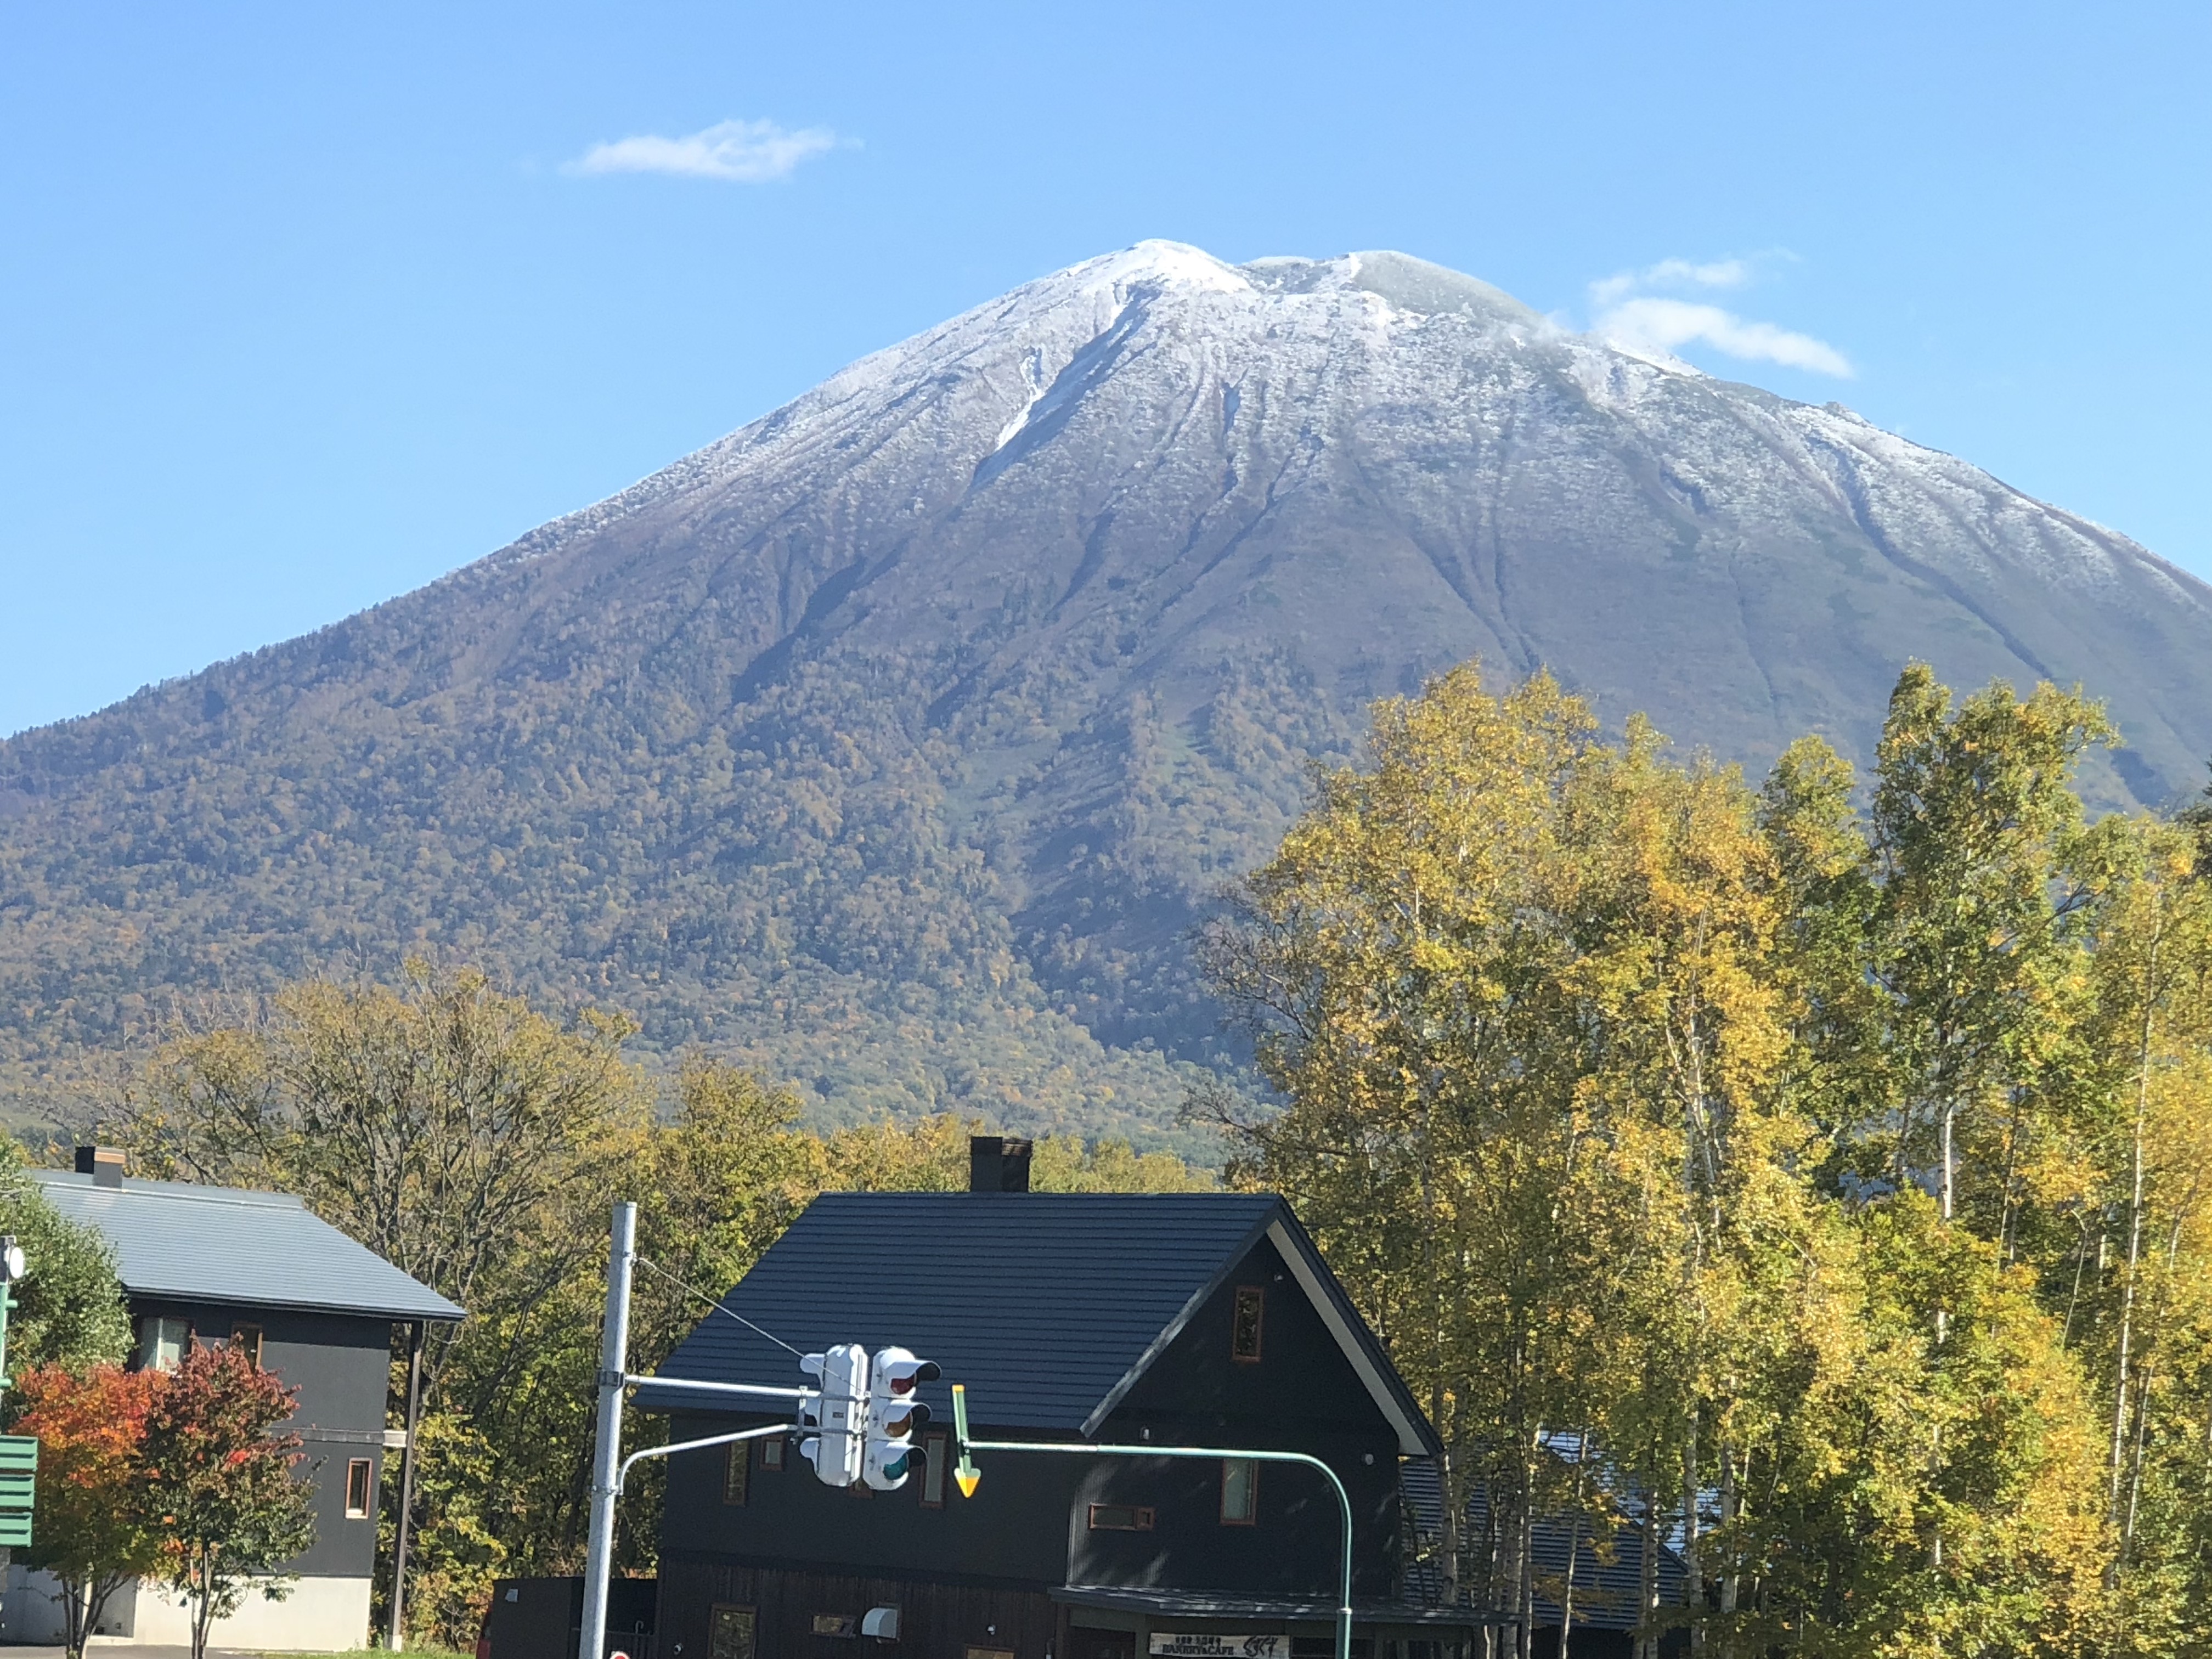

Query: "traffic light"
left=862, top=1347, right=939, bottom=1491
left=797, top=1344, right=867, bottom=1488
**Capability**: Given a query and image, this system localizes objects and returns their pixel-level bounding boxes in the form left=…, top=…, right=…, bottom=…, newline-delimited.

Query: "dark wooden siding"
left=665, top=1410, right=1095, bottom=1584
left=131, top=1298, right=392, bottom=1578
left=1086, top=1235, right=1404, bottom=1600
left=659, top=1223, right=1419, bottom=1628
left=658, top=1556, right=1060, bottom=1659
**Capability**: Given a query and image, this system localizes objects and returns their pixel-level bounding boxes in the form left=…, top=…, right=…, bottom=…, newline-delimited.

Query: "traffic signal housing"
left=797, top=1344, right=868, bottom=1488
left=863, top=1347, right=939, bottom=1491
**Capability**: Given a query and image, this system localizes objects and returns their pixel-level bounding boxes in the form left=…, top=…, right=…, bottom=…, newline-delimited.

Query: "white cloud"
left=1588, top=257, right=1749, bottom=308
left=1587, top=254, right=1850, bottom=377
left=1595, top=296, right=1854, bottom=377
left=570, top=119, right=842, bottom=183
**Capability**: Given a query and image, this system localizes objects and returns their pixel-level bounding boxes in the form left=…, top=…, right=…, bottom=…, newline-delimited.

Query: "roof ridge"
left=809, top=1194, right=1274, bottom=1212
left=27, top=1170, right=306, bottom=1210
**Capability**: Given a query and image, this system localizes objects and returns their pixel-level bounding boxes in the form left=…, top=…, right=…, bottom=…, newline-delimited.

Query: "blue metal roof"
left=28, top=1170, right=464, bottom=1323
left=639, top=1191, right=1434, bottom=1451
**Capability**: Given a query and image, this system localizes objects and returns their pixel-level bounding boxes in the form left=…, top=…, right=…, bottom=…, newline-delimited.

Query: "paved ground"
left=3, top=1649, right=411, bottom=1658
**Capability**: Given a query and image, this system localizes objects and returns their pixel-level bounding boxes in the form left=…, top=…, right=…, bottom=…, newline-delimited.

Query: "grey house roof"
left=640, top=1190, right=1438, bottom=1456
left=27, top=1171, right=463, bottom=1323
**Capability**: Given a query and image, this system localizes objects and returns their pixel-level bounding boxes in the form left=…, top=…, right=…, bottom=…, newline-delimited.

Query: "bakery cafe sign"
left=1148, top=1638, right=1286, bottom=1657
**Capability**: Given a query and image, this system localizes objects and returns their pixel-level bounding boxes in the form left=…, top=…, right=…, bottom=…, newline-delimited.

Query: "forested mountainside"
left=4, top=242, right=2208, bottom=1139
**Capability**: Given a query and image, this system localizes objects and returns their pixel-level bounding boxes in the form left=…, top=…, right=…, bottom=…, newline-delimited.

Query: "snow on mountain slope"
left=2, top=242, right=2206, bottom=1136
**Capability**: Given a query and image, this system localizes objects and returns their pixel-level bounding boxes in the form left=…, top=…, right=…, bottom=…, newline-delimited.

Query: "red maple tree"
left=10, top=1361, right=167, bottom=1659
left=140, top=1342, right=317, bottom=1659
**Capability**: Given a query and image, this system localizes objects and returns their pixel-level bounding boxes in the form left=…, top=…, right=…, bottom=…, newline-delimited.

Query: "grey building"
left=2, top=1150, right=461, bottom=1652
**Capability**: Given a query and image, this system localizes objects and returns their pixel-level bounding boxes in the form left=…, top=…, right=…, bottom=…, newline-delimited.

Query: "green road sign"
left=0, top=1432, right=35, bottom=1547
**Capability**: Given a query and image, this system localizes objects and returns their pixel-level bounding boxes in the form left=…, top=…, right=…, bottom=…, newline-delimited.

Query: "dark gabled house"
left=1, top=1149, right=462, bottom=1652
left=641, top=1141, right=1496, bottom=1659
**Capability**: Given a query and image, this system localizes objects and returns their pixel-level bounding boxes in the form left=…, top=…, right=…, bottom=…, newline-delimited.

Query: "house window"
left=760, top=1436, right=785, bottom=1472
left=137, top=1316, right=189, bottom=1373
left=345, top=1459, right=374, bottom=1518
left=921, top=1431, right=949, bottom=1509
left=1221, top=1457, right=1259, bottom=1525
left=812, top=1615, right=857, bottom=1637
left=723, top=1441, right=750, bottom=1505
left=1087, top=1503, right=1155, bottom=1531
left=709, top=1605, right=757, bottom=1659
left=229, top=1324, right=264, bottom=1367
left=1232, top=1285, right=1265, bottom=1362
left=966, top=1649, right=1015, bottom=1659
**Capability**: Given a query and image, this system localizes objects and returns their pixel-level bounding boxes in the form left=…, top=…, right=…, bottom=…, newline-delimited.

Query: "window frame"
left=760, top=1436, right=785, bottom=1472
left=229, top=1323, right=264, bottom=1367
left=1220, top=1456, right=1259, bottom=1526
left=1231, top=1285, right=1266, bottom=1363
left=344, top=1458, right=374, bottom=1519
left=709, top=1604, right=758, bottom=1659
left=1087, top=1502, right=1156, bottom=1532
left=723, top=1439, right=751, bottom=1506
left=138, top=1316, right=191, bottom=1374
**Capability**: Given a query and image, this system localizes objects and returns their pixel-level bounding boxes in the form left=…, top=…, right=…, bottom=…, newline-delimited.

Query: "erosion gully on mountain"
left=2, top=242, right=2206, bottom=1143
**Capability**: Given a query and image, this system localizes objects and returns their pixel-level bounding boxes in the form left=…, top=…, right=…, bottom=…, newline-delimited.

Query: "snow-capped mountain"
left=3, top=242, right=2207, bottom=1136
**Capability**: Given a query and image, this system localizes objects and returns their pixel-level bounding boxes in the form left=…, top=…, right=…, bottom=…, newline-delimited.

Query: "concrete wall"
left=3, top=1568, right=372, bottom=1651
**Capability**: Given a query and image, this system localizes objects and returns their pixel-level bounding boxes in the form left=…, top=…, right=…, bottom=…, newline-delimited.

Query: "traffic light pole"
left=578, top=1202, right=636, bottom=1659
left=578, top=1205, right=848, bottom=1659
left=951, top=1386, right=1356, bottom=1659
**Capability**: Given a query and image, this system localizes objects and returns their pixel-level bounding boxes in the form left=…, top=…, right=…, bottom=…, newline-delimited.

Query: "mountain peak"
left=1, top=244, right=2205, bottom=1142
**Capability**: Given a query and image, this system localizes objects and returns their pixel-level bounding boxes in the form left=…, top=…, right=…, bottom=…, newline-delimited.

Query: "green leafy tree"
left=1860, top=665, right=2111, bottom=1239
left=2063, top=812, right=2212, bottom=1654
left=381, top=1410, right=507, bottom=1652
left=1202, top=662, right=2151, bottom=1658
left=109, top=974, right=1215, bottom=1645
left=141, top=1342, right=317, bottom=1659
left=0, top=1138, right=131, bottom=1369
left=117, top=960, right=651, bottom=1398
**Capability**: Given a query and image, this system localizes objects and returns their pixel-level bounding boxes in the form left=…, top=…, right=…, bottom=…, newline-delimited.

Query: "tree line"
left=1198, top=662, right=2212, bottom=1657
left=94, top=968, right=1212, bottom=1646
left=14, top=654, right=2208, bottom=1657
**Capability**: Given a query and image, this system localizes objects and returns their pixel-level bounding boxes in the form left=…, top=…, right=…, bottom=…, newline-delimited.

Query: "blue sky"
left=2, top=1, right=2205, bottom=738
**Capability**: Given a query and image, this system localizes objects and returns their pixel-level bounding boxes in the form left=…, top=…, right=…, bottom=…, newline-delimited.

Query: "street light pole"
left=578, top=1202, right=636, bottom=1659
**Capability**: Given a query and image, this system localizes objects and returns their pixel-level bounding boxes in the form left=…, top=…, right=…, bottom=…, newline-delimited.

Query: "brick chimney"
left=74, top=1146, right=125, bottom=1189
left=968, top=1135, right=1032, bottom=1193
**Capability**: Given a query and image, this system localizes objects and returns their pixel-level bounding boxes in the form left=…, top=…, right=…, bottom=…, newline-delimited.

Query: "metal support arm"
left=958, top=1410, right=1356, bottom=1659
left=616, top=1421, right=792, bottom=1496
left=623, top=1374, right=813, bottom=1402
